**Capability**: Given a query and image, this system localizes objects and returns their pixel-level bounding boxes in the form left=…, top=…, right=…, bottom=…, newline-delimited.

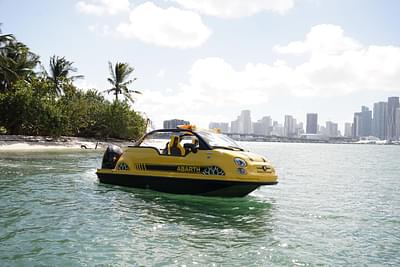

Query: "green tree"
left=57, top=88, right=107, bottom=137
left=105, top=61, right=141, bottom=103
left=0, top=78, right=64, bottom=135
left=98, top=100, right=146, bottom=139
left=0, top=32, right=39, bottom=92
left=47, top=55, right=83, bottom=96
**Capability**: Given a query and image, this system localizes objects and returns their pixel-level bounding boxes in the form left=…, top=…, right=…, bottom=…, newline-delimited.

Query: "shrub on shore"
left=0, top=77, right=146, bottom=139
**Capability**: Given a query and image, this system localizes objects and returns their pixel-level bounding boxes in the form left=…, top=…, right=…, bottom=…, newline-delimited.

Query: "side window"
left=139, top=131, right=171, bottom=154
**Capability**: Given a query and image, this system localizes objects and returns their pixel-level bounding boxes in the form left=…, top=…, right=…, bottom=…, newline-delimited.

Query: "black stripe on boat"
left=96, top=172, right=277, bottom=197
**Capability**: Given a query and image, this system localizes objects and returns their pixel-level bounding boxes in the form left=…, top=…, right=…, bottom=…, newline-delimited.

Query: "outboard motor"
left=101, top=145, right=123, bottom=169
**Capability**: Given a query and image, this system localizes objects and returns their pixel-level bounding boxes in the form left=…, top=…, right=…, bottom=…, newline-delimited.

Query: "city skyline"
left=1, top=1, right=400, bottom=129
left=205, top=95, right=400, bottom=140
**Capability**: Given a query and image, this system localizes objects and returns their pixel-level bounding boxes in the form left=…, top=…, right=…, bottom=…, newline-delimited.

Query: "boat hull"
left=96, top=172, right=277, bottom=197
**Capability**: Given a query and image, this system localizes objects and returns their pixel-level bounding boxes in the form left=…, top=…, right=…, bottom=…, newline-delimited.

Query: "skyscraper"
left=253, top=116, right=272, bottom=136
left=353, top=106, right=372, bottom=137
left=387, top=97, right=399, bottom=140
left=372, top=101, right=387, bottom=139
left=344, top=122, right=353, bottom=137
left=325, top=121, right=338, bottom=137
left=353, top=112, right=362, bottom=137
left=260, top=116, right=272, bottom=135
left=396, top=108, right=400, bottom=140
left=361, top=106, right=372, bottom=136
left=230, top=110, right=252, bottom=134
left=306, top=113, right=318, bottom=134
left=239, top=110, right=252, bottom=134
left=284, top=115, right=297, bottom=137
left=230, top=117, right=240, bottom=133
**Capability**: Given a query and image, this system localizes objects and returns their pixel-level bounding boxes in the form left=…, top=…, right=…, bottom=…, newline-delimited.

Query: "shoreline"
left=1, top=135, right=398, bottom=152
left=0, top=135, right=133, bottom=151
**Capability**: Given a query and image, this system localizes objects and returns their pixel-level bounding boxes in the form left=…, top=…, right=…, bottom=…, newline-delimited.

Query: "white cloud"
left=76, top=0, right=130, bottom=16
left=135, top=57, right=293, bottom=127
left=274, top=24, right=400, bottom=95
left=116, top=2, right=211, bottom=48
left=136, top=24, right=400, bottom=127
left=171, top=0, right=296, bottom=18
left=274, top=24, right=361, bottom=55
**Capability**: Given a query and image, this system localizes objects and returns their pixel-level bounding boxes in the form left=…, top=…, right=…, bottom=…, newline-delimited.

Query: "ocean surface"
left=0, top=143, right=399, bottom=266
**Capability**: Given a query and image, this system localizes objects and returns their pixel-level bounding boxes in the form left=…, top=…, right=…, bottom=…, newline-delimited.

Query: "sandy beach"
left=0, top=135, right=133, bottom=151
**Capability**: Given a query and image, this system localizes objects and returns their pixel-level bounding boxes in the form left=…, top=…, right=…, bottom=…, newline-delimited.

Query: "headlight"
left=234, top=158, right=247, bottom=168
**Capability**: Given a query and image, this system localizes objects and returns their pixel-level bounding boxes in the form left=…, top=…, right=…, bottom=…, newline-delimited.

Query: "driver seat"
left=167, top=135, right=185, bottom=156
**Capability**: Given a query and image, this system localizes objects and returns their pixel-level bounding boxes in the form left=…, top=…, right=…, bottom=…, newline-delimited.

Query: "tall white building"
left=387, top=97, right=399, bottom=140
left=230, top=110, right=252, bottom=134
left=325, top=121, right=339, bottom=137
left=253, top=116, right=272, bottom=135
left=230, top=118, right=240, bottom=133
left=372, top=101, right=387, bottom=139
left=239, top=110, right=252, bottom=134
left=284, top=115, right=297, bottom=137
left=396, top=107, right=400, bottom=140
left=344, top=122, right=353, bottom=137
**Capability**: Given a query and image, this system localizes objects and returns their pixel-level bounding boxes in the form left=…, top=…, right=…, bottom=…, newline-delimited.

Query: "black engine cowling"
left=101, top=145, right=123, bottom=169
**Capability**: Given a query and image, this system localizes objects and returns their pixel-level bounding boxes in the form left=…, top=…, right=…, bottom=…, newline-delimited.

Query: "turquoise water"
left=0, top=143, right=399, bottom=266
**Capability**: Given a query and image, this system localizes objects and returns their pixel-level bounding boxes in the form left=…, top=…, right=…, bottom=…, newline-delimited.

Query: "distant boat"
left=355, top=140, right=376, bottom=144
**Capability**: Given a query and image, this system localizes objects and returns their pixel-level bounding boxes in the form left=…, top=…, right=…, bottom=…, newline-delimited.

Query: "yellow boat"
left=96, top=126, right=278, bottom=197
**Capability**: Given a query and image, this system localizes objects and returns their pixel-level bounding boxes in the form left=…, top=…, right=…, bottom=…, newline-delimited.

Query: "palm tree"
left=47, top=55, right=84, bottom=96
left=0, top=30, right=39, bottom=92
left=105, top=61, right=141, bottom=103
left=0, top=24, right=17, bottom=91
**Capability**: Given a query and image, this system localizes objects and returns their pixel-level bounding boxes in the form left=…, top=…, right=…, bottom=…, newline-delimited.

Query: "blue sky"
left=1, top=0, right=400, bottom=130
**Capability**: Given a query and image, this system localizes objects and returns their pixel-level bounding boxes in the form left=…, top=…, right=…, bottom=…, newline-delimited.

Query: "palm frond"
left=123, top=91, right=136, bottom=104
left=108, top=61, right=116, bottom=81
left=107, top=77, right=115, bottom=86
left=70, top=74, right=84, bottom=81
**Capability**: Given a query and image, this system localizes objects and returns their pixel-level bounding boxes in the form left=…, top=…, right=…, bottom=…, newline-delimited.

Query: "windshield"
left=137, top=130, right=199, bottom=152
left=197, top=131, right=244, bottom=151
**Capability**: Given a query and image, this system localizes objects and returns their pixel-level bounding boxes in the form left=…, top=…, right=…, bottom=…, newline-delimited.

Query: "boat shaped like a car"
left=96, top=126, right=278, bottom=197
